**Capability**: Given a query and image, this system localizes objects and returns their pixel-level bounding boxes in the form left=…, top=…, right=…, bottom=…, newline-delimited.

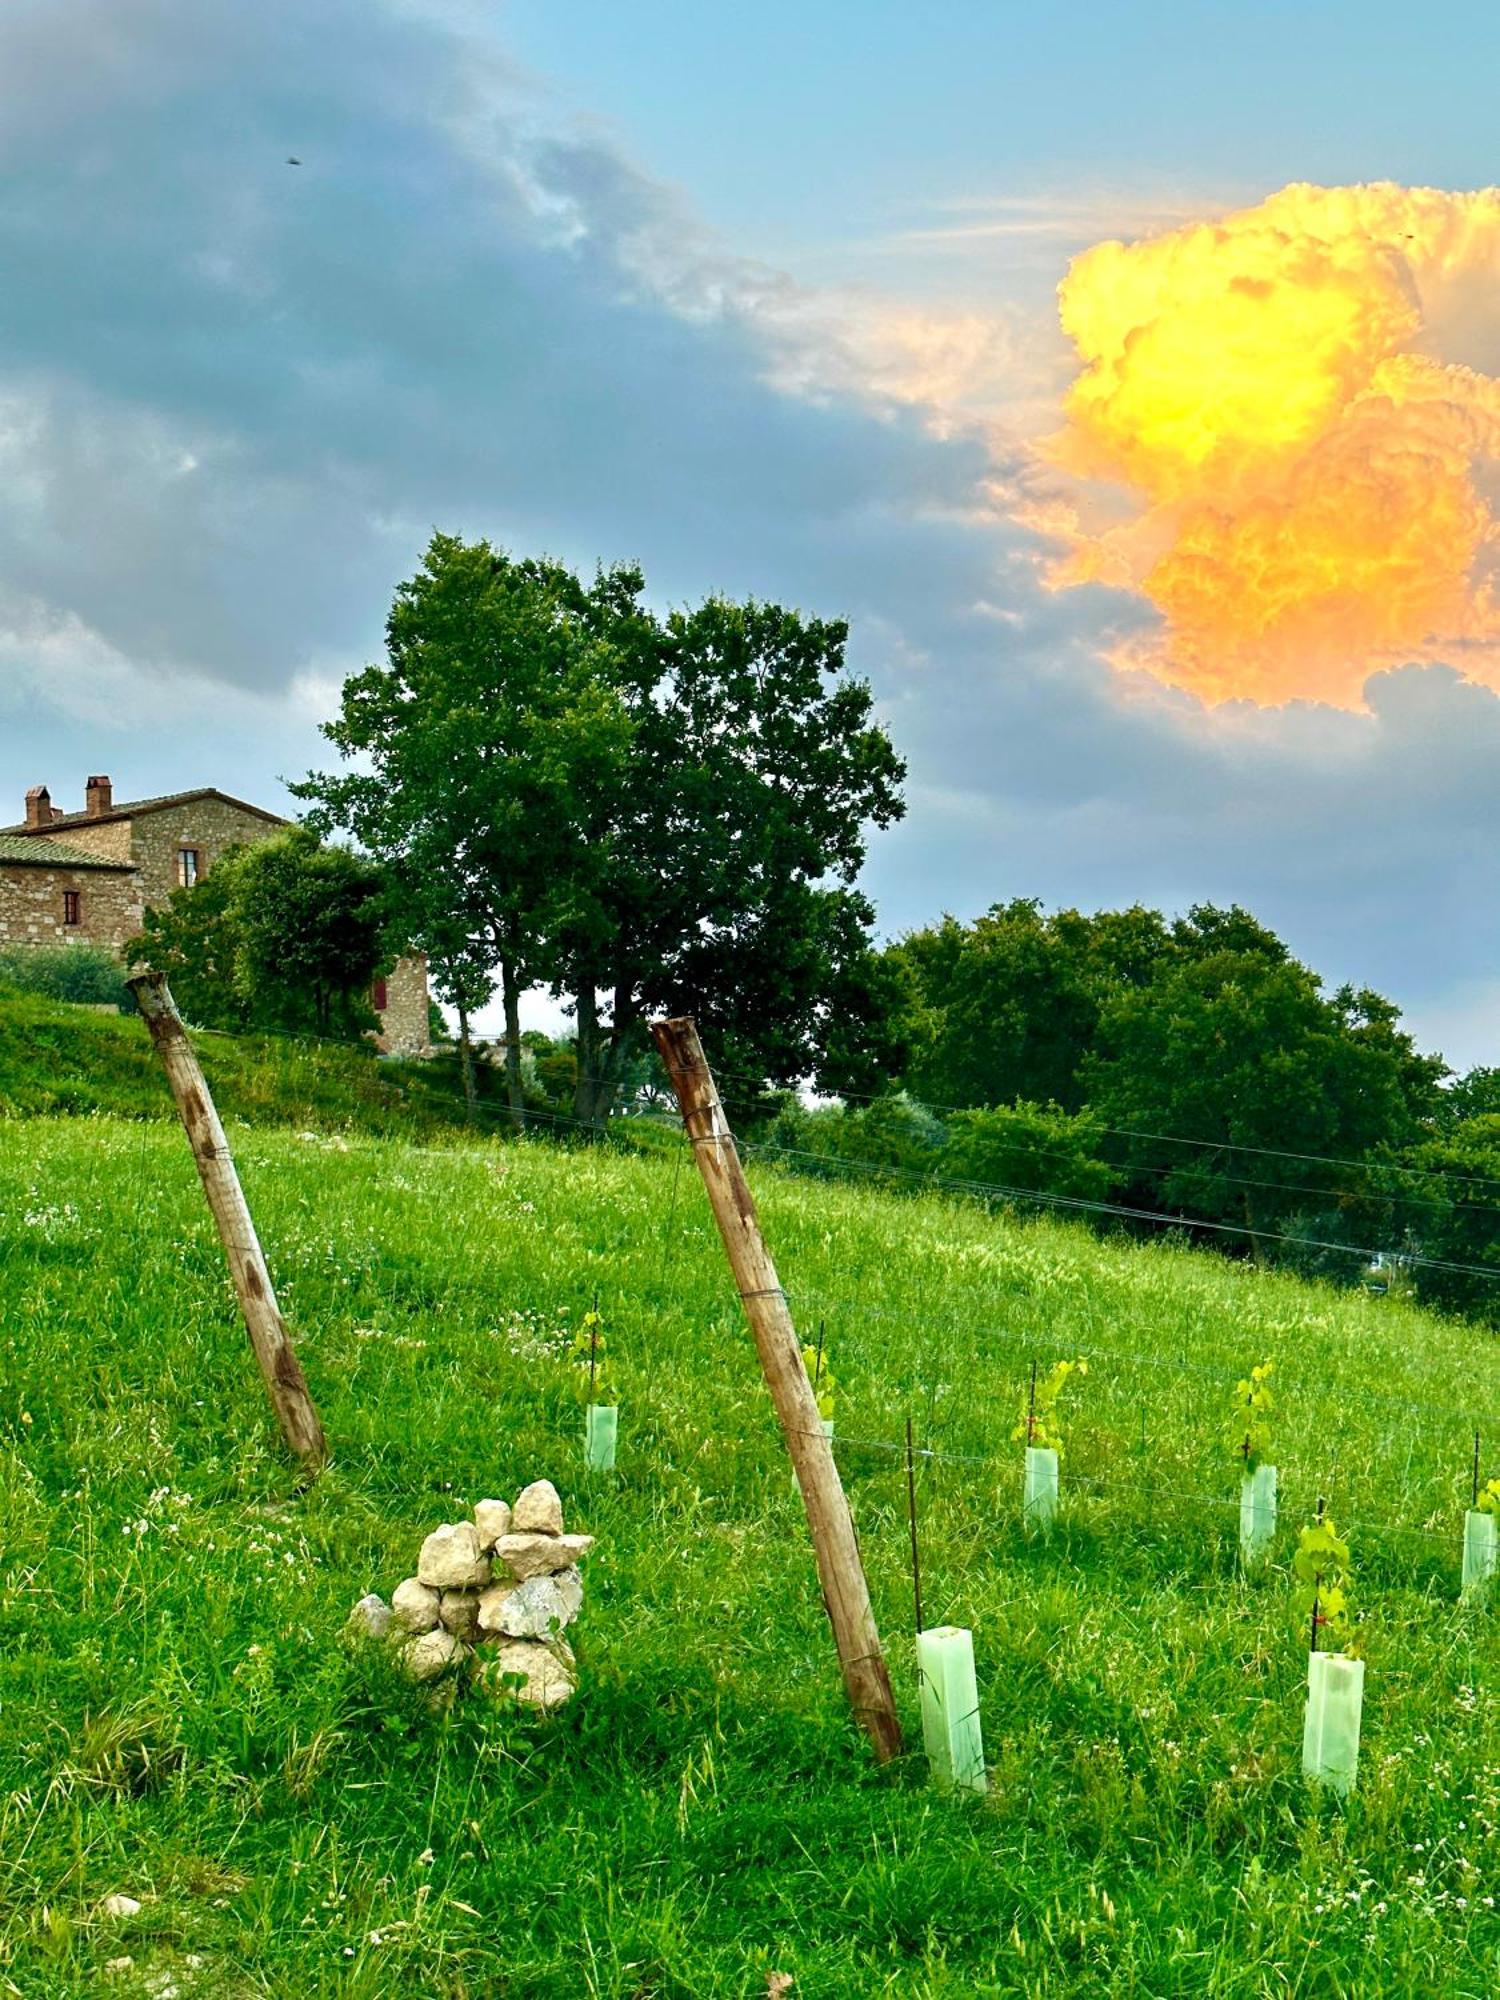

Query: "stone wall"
left=134, top=799, right=287, bottom=908
left=376, top=954, right=432, bottom=1056
left=0, top=862, right=142, bottom=951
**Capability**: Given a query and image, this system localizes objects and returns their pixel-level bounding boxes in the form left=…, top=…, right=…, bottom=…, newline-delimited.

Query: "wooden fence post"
left=127, top=971, right=327, bottom=1474
left=650, top=1015, right=903, bottom=1762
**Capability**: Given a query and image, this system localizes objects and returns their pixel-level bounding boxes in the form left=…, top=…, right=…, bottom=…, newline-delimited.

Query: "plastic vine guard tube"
left=1302, top=1652, right=1364, bottom=1796
left=1239, top=1463, right=1278, bottom=1566
left=1023, top=1445, right=1059, bottom=1532
left=1462, top=1509, right=1497, bottom=1599
left=585, top=1403, right=618, bottom=1472
left=916, top=1625, right=987, bottom=1793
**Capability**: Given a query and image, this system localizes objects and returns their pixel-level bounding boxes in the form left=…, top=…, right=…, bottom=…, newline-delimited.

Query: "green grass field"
left=0, top=989, right=483, bottom=1136
left=2, top=1101, right=1498, bottom=1996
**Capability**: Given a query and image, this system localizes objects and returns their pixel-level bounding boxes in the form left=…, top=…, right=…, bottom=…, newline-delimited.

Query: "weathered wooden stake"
left=128, top=970, right=326, bottom=1473
left=651, top=1016, right=903, bottom=1762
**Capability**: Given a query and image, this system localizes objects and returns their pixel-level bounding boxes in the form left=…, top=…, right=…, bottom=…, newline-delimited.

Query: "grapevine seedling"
left=1472, top=1432, right=1498, bottom=1515
left=1011, top=1357, right=1087, bottom=1458
left=571, top=1300, right=611, bottom=1403
left=1292, top=1506, right=1357, bottom=1656
left=1231, top=1359, right=1275, bottom=1473
left=801, top=1327, right=836, bottom=1423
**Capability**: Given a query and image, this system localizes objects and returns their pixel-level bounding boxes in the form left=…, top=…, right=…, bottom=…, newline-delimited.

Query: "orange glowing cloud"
left=1044, top=183, right=1500, bottom=707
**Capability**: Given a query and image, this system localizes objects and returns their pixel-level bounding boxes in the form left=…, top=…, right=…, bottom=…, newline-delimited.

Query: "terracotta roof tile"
left=0, top=835, right=134, bottom=870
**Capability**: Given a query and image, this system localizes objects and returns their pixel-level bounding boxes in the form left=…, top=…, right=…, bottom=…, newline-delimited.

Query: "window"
left=178, top=847, right=201, bottom=888
left=372, top=978, right=389, bottom=1012
left=62, top=890, right=81, bottom=927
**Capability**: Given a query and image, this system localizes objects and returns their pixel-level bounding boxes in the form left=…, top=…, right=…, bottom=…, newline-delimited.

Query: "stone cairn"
left=350, top=1479, right=592, bottom=1711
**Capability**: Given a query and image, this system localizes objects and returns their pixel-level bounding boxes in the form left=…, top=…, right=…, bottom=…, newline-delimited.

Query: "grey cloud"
left=1, top=1, right=1498, bottom=1068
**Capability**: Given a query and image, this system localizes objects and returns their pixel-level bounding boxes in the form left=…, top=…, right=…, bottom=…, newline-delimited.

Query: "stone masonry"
left=0, top=776, right=431, bottom=1052
left=0, top=840, right=141, bottom=952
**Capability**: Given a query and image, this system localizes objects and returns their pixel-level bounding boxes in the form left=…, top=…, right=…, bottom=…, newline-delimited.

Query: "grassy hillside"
left=0, top=988, right=484, bottom=1136
left=1, top=1115, right=1498, bottom=1996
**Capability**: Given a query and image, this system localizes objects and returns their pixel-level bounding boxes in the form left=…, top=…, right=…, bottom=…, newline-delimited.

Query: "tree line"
left=133, top=532, right=1500, bottom=1322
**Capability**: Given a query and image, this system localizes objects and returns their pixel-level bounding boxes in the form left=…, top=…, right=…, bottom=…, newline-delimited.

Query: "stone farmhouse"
left=0, top=775, right=430, bottom=1054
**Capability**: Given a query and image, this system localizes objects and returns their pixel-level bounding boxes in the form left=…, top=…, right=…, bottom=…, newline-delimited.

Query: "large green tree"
left=1082, top=950, right=1444, bottom=1250
left=131, top=829, right=386, bottom=1038
left=299, top=535, right=906, bottom=1130
left=296, top=533, right=634, bottom=1126
left=888, top=899, right=1176, bottom=1112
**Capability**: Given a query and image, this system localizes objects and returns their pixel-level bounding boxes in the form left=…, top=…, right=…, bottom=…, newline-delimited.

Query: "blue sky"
left=2, top=0, right=1498, bottom=1061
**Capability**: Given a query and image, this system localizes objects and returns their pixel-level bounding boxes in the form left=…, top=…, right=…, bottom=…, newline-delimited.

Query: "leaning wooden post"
left=127, top=970, right=327, bottom=1474
left=650, top=1015, right=903, bottom=1762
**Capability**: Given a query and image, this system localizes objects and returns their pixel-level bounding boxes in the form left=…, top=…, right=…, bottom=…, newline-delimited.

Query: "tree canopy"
left=297, top=533, right=907, bottom=1127
left=130, top=828, right=386, bottom=1039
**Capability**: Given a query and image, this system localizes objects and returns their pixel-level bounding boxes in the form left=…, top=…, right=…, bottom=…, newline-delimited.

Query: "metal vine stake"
left=1473, top=1430, right=1482, bottom=1510
left=1026, top=1359, right=1038, bottom=1447
left=590, top=1287, right=599, bottom=1404
left=906, top=1416, right=924, bottom=1635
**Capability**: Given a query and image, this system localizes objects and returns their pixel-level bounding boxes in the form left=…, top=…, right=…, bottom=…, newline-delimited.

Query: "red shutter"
left=372, top=978, right=388, bottom=1011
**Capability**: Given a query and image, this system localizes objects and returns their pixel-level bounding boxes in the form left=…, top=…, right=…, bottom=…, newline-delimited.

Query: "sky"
left=2, top=0, right=1499, bottom=1063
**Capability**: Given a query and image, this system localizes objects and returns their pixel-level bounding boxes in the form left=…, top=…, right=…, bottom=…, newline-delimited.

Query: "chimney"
left=85, top=774, right=113, bottom=818
left=24, top=785, right=51, bottom=830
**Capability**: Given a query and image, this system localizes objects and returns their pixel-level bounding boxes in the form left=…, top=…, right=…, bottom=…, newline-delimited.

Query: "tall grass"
left=1, top=1116, right=1497, bottom=1995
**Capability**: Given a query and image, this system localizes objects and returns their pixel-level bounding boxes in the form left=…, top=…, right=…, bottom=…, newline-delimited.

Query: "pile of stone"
left=350, top=1479, right=591, bottom=1711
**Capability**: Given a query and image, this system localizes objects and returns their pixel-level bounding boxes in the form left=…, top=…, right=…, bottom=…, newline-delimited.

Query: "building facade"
left=0, top=776, right=430, bottom=1055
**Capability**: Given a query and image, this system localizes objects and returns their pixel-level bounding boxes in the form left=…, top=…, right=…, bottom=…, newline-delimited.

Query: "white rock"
left=417, top=1522, right=491, bottom=1590
left=478, top=1566, right=583, bottom=1639
left=477, top=1638, right=576, bottom=1711
left=473, top=1498, right=513, bottom=1551
left=512, top=1479, right=564, bottom=1536
left=494, top=1531, right=593, bottom=1581
left=399, top=1627, right=463, bottom=1682
left=439, top=1589, right=482, bottom=1642
left=100, top=1895, right=142, bottom=1919
left=104, top=1959, right=134, bottom=1975
left=348, top=1593, right=392, bottom=1640
left=391, top=1577, right=441, bottom=1633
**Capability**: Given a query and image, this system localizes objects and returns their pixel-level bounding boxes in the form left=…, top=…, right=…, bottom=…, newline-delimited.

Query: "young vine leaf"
left=1011, top=1357, right=1088, bottom=1459
left=801, top=1343, right=836, bottom=1422
left=1231, top=1358, right=1275, bottom=1474
left=1290, top=1515, right=1358, bottom=1656
left=571, top=1307, right=610, bottom=1403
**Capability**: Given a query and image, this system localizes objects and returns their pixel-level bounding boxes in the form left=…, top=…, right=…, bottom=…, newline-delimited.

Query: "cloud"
left=3, top=9, right=1500, bottom=1068
left=1039, top=183, right=1500, bottom=708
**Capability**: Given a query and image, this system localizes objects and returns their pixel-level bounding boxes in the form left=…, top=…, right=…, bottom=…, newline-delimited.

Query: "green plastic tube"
left=585, top=1403, right=618, bottom=1471
left=916, top=1625, right=987, bottom=1793
left=1302, top=1652, right=1364, bottom=1796
left=1023, top=1445, right=1059, bottom=1532
left=1462, top=1509, right=1497, bottom=1599
left=1239, top=1463, right=1278, bottom=1567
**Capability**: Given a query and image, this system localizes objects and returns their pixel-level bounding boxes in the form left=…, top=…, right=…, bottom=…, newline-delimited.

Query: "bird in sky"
left=286, top=156, right=301, bottom=166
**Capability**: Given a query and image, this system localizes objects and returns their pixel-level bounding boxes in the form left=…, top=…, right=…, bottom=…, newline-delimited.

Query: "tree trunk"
left=573, top=990, right=639, bottom=1133
left=573, top=983, right=601, bottom=1132
left=457, top=997, right=478, bottom=1125
left=500, top=958, right=526, bottom=1131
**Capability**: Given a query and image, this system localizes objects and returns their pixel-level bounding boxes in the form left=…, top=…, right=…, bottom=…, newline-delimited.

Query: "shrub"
left=0, top=944, right=131, bottom=1009
left=939, top=1101, right=1120, bottom=1205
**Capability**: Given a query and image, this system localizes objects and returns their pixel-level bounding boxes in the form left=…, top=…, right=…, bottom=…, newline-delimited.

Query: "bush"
left=938, top=1101, right=1121, bottom=1205
left=0, top=944, right=131, bottom=1009
left=762, top=1092, right=948, bottom=1182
